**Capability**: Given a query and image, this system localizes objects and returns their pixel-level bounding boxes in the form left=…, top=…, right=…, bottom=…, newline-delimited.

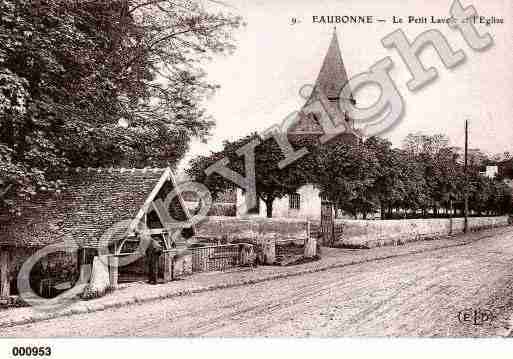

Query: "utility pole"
left=464, top=120, right=469, bottom=233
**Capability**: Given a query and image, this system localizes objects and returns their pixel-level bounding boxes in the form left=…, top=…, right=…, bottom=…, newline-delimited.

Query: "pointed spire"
left=291, top=30, right=357, bottom=139
left=305, top=29, right=351, bottom=105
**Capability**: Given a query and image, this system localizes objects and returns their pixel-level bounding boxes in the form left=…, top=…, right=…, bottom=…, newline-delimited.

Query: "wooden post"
left=304, top=221, right=317, bottom=258
left=200, top=249, right=208, bottom=271
left=108, top=256, right=119, bottom=289
left=163, top=252, right=174, bottom=282
left=77, top=247, right=84, bottom=276
left=262, top=238, right=275, bottom=265
left=0, top=247, right=10, bottom=298
left=464, top=120, right=469, bottom=234
left=78, top=248, right=95, bottom=285
left=304, top=237, right=317, bottom=258
left=321, top=199, right=335, bottom=246
left=173, top=253, right=186, bottom=278
left=239, top=244, right=248, bottom=266
left=239, top=243, right=255, bottom=266
left=449, top=199, right=454, bottom=235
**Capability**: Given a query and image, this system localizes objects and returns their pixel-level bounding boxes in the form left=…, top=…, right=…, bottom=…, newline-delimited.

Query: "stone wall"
left=194, top=216, right=310, bottom=244
left=311, top=216, right=510, bottom=249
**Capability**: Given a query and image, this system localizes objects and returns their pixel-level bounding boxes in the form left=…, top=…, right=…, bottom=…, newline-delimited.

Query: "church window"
left=289, top=193, right=301, bottom=210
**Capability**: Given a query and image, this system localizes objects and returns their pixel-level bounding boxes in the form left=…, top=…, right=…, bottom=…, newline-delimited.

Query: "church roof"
left=304, top=29, right=352, bottom=106
left=290, top=29, right=359, bottom=140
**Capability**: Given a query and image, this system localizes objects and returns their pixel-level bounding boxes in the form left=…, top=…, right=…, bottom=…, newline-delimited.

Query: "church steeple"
left=289, top=30, right=359, bottom=144
left=305, top=28, right=351, bottom=106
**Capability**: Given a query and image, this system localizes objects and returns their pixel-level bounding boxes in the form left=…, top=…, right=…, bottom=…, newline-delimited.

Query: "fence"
left=105, top=243, right=250, bottom=286
left=190, top=244, right=240, bottom=272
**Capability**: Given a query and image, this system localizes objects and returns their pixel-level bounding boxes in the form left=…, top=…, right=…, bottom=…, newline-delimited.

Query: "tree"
left=187, top=133, right=309, bottom=218
left=402, top=132, right=449, bottom=158
left=365, top=137, right=406, bottom=219
left=467, top=148, right=489, bottom=170
left=433, top=147, right=464, bottom=215
left=468, top=174, right=492, bottom=216
left=312, top=142, right=380, bottom=219
left=493, top=180, right=513, bottom=215
left=402, top=133, right=463, bottom=217
left=188, top=128, right=510, bottom=220
left=0, top=0, right=243, bottom=212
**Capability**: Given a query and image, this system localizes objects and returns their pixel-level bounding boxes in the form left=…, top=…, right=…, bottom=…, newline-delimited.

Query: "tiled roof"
left=292, top=30, right=359, bottom=140
left=180, top=188, right=236, bottom=203
left=304, top=30, right=352, bottom=106
left=0, top=168, right=176, bottom=248
left=289, top=112, right=325, bottom=135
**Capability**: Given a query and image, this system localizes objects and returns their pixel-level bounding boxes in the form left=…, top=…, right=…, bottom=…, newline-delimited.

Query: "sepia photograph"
left=0, top=0, right=512, bottom=356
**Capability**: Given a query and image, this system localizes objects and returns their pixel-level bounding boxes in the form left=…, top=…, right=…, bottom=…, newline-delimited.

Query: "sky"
left=179, top=0, right=513, bottom=169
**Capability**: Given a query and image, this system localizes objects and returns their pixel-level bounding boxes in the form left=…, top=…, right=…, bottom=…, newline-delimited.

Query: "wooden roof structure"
left=0, top=167, right=191, bottom=249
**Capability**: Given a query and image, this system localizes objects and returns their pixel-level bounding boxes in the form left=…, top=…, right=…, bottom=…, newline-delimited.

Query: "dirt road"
left=3, top=228, right=513, bottom=337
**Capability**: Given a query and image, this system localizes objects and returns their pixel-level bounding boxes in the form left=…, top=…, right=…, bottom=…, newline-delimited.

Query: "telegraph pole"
left=464, top=120, right=469, bottom=233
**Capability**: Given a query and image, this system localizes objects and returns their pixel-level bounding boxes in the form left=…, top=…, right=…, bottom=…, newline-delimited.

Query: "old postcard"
left=0, top=0, right=513, bottom=357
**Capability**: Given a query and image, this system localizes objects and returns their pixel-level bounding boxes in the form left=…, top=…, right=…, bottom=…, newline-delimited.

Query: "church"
left=236, top=30, right=361, bottom=220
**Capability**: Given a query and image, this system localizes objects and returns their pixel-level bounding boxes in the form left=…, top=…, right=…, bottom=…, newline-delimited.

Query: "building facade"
left=236, top=184, right=322, bottom=220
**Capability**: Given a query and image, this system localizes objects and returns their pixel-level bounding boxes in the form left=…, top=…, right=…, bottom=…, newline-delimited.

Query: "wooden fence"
left=190, top=244, right=240, bottom=272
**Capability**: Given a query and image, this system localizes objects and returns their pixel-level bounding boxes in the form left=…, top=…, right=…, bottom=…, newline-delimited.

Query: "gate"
left=320, top=199, right=335, bottom=246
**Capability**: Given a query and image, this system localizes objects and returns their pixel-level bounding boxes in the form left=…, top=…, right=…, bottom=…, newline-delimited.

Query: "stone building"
left=237, top=30, right=361, bottom=220
left=0, top=167, right=190, bottom=299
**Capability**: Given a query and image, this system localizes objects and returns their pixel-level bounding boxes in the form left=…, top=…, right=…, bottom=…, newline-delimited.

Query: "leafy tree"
left=0, top=0, right=242, bottom=212
left=397, top=152, right=430, bottom=217
left=365, top=137, right=406, bottom=219
left=312, top=142, right=380, bottom=219
left=187, top=133, right=310, bottom=218
left=433, top=147, right=464, bottom=215
left=402, top=132, right=449, bottom=158
left=402, top=133, right=462, bottom=217
left=493, top=180, right=513, bottom=215
left=467, top=148, right=489, bottom=170
left=468, top=174, right=493, bottom=215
